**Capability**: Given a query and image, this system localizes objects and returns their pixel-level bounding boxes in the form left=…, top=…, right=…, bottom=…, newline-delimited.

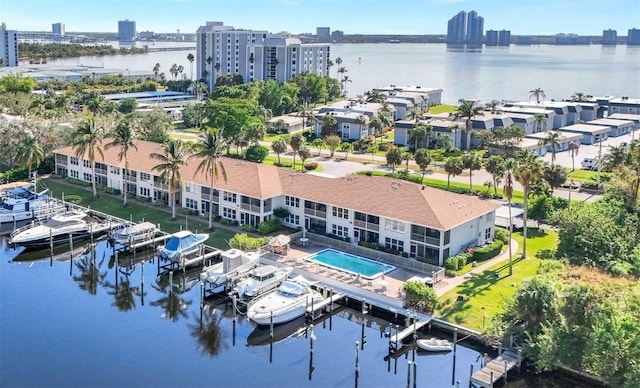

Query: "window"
left=332, top=224, right=348, bottom=238
left=70, top=157, right=79, bottom=166
left=186, top=198, right=198, bottom=211
left=70, top=170, right=79, bottom=179
left=385, top=237, right=404, bottom=252
left=223, top=192, right=237, bottom=203
left=485, top=227, right=492, bottom=241
left=184, top=182, right=196, bottom=193
left=140, top=187, right=150, bottom=197
left=109, top=166, right=120, bottom=175
left=285, top=214, right=300, bottom=226
left=285, top=196, right=300, bottom=208
left=83, top=173, right=92, bottom=182
left=385, top=219, right=405, bottom=233
left=140, top=172, right=151, bottom=181
left=83, top=160, right=90, bottom=168
left=332, top=206, right=348, bottom=219
left=223, top=207, right=236, bottom=219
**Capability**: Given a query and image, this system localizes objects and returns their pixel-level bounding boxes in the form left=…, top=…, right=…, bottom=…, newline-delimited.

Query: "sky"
left=2, top=0, right=639, bottom=36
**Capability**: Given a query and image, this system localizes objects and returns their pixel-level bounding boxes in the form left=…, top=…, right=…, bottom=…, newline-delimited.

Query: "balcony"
left=124, top=175, right=137, bottom=183
left=240, top=203, right=261, bottom=213
left=304, top=208, right=326, bottom=219
left=354, top=220, right=380, bottom=231
left=410, top=233, right=440, bottom=246
left=95, top=167, right=107, bottom=176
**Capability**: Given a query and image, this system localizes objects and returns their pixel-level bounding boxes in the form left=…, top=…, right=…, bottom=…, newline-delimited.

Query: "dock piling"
left=355, top=341, right=360, bottom=388
left=406, top=361, right=412, bottom=388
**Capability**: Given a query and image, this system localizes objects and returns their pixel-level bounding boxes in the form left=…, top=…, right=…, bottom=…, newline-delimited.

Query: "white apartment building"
left=0, top=23, right=18, bottom=67
left=53, top=140, right=499, bottom=266
left=196, top=21, right=330, bottom=91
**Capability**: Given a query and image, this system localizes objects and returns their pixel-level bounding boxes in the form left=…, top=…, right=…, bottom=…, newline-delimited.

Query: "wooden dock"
left=470, top=350, right=521, bottom=388
left=391, top=319, right=431, bottom=344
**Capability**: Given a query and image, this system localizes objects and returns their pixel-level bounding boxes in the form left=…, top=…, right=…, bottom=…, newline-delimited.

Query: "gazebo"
left=268, top=234, right=291, bottom=254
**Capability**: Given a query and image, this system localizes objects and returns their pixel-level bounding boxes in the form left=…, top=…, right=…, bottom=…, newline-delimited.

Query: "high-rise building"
left=196, top=21, right=330, bottom=91
left=628, top=28, right=640, bottom=46
left=465, top=10, right=484, bottom=45
left=485, top=30, right=498, bottom=46
left=52, top=22, right=65, bottom=42
left=602, top=29, right=617, bottom=45
left=0, top=23, right=18, bottom=67
left=331, top=30, right=344, bottom=39
left=447, top=10, right=483, bottom=45
left=497, top=30, right=511, bottom=46
left=118, top=19, right=136, bottom=41
left=316, top=27, right=330, bottom=39
left=446, top=11, right=467, bottom=44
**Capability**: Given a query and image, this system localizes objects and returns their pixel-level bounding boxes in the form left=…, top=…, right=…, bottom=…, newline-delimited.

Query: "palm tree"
left=485, top=155, right=505, bottom=196
left=568, top=142, right=579, bottom=171
left=571, top=92, right=585, bottom=102
left=444, top=157, right=463, bottom=190
left=386, top=147, right=403, bottom=173
left=190, top=129, right=228, bottom=228
left=153, top=63, right=161, bottom=80
left=414, top=148, right=431, bottom=183
left=341, top=75, right=352, bottom=96
left=538, top=130, right=562, bottom=165
left=15, top=134, right=44, bottom=177
left=409, top=123, right=427, bottom=151
left=187, top=53, right=195, bottom=80
left=533, top=113, right=547, bottom=133
left=340, top=141, right=353, bottom=160
left=151, top=139, right=188, bottom=220
left=289, top=133, right=305, bottom=170
left=28, top=95, right=46, bottom=119
left=271, top=138, right=288, bottom=165
left=484, top=100, right=500, bottom=113
left=529, top=87, right=546, bottom=103
left=407, top=106, right=421, bottom=122
left=354, top=115, right=368, bottom=137
left=368, top=116, right=384, bottom=144
left=71, top=119, right=104, bottom=197
left=503, top=158, right=517, bottom=276
left=462, top=151, right=482, bottom=191
left=86, top=96, right=106, bottom=117
left=297, top=145, right=311, bottom=167
left=449, top=123, right=462, bottom=149
left=401, top=149, right=413, bottom=171
left=104, top=120, right=138, bottom=205
left=514, top=149, right=544, bottom=259
left=334, top=57, right=342, bottom=79
left=455, top=100, right=483, bottom=150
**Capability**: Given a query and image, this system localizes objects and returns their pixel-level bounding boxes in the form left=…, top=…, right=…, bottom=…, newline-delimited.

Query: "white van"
left=581, top=157, right=600, bottom=170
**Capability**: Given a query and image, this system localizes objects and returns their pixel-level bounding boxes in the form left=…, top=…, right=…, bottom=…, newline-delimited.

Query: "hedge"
left=471, top=240, right=504, bottom=262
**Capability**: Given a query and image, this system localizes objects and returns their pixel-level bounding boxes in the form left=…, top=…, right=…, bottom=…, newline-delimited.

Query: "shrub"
left=241, top=224, right=257, bottom=233
left=456, top=253, right=469, bottom=269
left=445, top=269, right=457, bottom=277
left=402, top=281, right=439, bottom=313
left=244, top=145, right=269, bottom=163
left=535, top=248, right=556, bottom=260
left=494, top=227, right=509, bottom=244
left=472, top=240, right=504, bottom=262
left=444, top=257, right=459, bottom=271
left=581, top=182, right=603, bottom=190
left=228, top=233, right=268, bottom=251
left=378, top=143, right=394, bottom=152
left=304, top=162, right=318, bottom=170
left=273, top=207, right=290, bottom=219
left=257, top=218, right=282, bottom=235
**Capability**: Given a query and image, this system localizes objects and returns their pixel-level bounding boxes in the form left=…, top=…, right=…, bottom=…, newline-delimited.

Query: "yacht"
left=200, top=250, right=260, bottom=289
left=157, top=230, right=208, bottom=261
left=246, top=275, right=325, bottom=326
left=235, top=265, right=293, bottom=299
left=108, top=221, right=158, bottom=247
left=9, top=210, right=119, bottom=249
left=0, top=181, right=66, bottom=224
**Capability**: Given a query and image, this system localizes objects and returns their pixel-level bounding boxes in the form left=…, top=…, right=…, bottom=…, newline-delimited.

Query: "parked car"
left=581, top=157, right=600, bottom=170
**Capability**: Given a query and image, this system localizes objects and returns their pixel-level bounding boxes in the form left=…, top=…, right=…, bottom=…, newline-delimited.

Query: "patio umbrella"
left=268, top=234, right=291, bottom=247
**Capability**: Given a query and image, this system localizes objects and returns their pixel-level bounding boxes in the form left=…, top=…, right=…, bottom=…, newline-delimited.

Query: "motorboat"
left=200, top=249, right=260, bottom=289
left=235, top=265, right=293, bottom=299
left=109, top=221, right=158, bottom=247
left=8, top=210, right=120, bottom=249
left=0, top=180, right=66, bottom=224
left=246, top=275, right=325, bottom=326
left=416, top=338, right=453, bottom=352
left=157, top=230, right=208, bottom=261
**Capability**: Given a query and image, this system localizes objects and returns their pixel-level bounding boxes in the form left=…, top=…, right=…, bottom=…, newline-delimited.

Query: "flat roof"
left=526, top=130, right=584, bottom=141
left=558, top=124, right=610, bottom=135
left=587, top=118, right=634, bottom=127
left=102, top=91, right=193, bottom=100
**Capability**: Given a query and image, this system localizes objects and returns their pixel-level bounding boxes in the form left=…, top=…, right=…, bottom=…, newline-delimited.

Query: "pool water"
left=306, top=248, right=395, bottom=279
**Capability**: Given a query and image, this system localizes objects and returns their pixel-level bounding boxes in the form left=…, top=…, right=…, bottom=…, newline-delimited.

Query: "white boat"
left=157, top=230, right=208, bottom=261
left=0, top=177, right=66, bottom=224
left=109, top=221, right=158, bottom=247
left=200, top=249, right=260, bottom=289
left=9, top=210, right=119, bottom=249
left=246, top=275, right=325, bottom=326
left=416, top=338, right=453, bottom=352
left=235, top=265, right=293, bottom=299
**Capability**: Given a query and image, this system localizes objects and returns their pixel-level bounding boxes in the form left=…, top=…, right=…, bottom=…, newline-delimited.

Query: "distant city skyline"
left=2, top=0, right=639, bottom=36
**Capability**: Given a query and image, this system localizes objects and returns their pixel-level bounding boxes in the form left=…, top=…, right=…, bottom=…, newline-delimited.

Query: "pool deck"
left=270, top=243, right=432, bottom=300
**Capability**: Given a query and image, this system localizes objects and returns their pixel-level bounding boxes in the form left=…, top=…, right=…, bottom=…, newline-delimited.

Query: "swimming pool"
left=305, top=249, right=395, bottom=280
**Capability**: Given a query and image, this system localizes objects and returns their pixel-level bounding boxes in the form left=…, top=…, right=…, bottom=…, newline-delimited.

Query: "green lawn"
left=40, top=178, right=236, bottom=249
left=567, top=168, right=610, bottom=183
left=428, top=104, right=457, bottom=114
left=436, top=228, right=558, bottom=331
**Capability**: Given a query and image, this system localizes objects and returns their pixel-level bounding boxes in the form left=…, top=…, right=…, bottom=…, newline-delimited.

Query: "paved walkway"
left=432, top=238, right=519, bottom=296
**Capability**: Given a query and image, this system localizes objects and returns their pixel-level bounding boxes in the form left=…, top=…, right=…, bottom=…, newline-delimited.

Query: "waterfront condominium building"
left=118, top=19, right=136, bottom=41
left=497, top=30, right=511, bottom=46
left=446, top=10, right=484, bottom=45
left=629, top=28, right=640, bottom=46
left=196, top=21, right=330, bottom=91
left=53, top=139, right=499, bottom=266
left=52, top=22, right=65, bottom=42
left=0, top=23, right=18, bottom=67
left=602, top=29, right=617, bottom=45
left=316, top=27, right=330, bottom=39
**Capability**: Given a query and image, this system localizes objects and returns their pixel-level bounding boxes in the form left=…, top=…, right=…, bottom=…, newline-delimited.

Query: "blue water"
left=307, top=249, right=395, bottom=279
left=0, top=238, right=488, bottom=387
